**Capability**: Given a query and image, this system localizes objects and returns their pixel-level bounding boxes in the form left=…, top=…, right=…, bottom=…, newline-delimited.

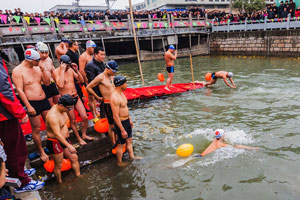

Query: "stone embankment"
left=210, top=29, right=300, bottom=57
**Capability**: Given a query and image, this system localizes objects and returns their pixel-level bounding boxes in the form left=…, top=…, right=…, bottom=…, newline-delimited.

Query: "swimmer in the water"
left=204, top=71, right=236, bottom=89
left=164, top=45, right=177, bottom=91
left=195, top=129, right=259, bottom=157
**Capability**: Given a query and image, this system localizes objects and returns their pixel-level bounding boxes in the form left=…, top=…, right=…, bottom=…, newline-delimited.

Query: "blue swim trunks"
left=166, top=66, right=174, bottom=73
left=211, top=72, right=217, bottom=80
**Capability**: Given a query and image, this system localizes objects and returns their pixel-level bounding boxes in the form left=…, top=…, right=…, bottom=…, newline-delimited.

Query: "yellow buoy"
left=176, top=143, right=194, bottom=157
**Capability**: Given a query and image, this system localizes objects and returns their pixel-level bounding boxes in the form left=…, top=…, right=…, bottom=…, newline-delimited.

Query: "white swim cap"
left=37, top=43, right=49, bottom=52
left=228, top=72, right=233, bottom=78
left=36, top=42, right=44, bottom=49
left=24, top=49, right=40, bottom=61
left=86, top=40, right=96, bottom=48
left=215, top=129, right=224, bottom=139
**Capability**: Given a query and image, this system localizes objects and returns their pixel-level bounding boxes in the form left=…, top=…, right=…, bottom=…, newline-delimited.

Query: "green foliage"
left=233, top=0, right=266, bottom=14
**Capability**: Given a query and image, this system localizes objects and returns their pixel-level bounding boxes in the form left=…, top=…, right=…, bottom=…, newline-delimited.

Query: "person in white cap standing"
left=204, top=71, right=236, bottom=89
left=12, top=49, right=51, bottom=162
left=79, top=40, right=96, bottom=84
left=195, top=129, right=258, bottom=158
left=37, top=43, right=60, bottom=106
left=79, top=40, right=99, bottom=121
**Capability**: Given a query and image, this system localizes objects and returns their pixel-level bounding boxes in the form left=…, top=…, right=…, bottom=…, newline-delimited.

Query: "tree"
left=233, top=0, right=266, bottom=14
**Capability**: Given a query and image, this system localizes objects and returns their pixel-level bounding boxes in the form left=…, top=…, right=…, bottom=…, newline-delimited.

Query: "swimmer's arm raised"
left=86, top=75, right=103, bottom=101
left=54, top=63, right=66, bottom=89
left=55, top=46, right=66, bottom=56
left=168, top=52, right=177, bottom=61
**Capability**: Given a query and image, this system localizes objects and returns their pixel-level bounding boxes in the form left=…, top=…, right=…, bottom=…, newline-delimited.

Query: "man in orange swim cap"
left=45, top=94, right=80, bottom=183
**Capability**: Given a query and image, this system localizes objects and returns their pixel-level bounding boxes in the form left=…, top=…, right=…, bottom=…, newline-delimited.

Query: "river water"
left=44, top=56, right=300, bottom=200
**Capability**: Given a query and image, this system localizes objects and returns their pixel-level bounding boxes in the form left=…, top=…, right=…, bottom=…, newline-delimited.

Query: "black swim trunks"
left=166, top=66, right=174, bottom=73
left=46, top=138, right=72, bottom=154
left=42, top=81, right=59, bottom=99
left=72, top=96, right=79, bottom=105
left=114, top=118, right=132, bottom=144
left=104, top=102, right=114, bottom=125
left=211, top=72, right=217, bottom=80
left=28, top=98, right=51, bottom=116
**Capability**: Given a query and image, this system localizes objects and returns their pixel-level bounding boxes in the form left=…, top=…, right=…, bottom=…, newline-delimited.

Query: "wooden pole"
left=189, top=53, right=195, bottom=89
left=189, top=34, right=195, bottom=89
left=129, top=0, right=144, bottom=87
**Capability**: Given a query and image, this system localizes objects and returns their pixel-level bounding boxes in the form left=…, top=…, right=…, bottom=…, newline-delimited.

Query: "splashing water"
left=168, top=128, right=255, bottom=168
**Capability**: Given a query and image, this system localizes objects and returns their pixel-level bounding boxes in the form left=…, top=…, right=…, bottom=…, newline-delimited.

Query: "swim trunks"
left=211, top=72, right=217, bottom=80
left=114, top=118, right=132, bottom=144
left=46, top=138, right=72, bottom=154
left=104, top=101, right=114, bottom=125
left=166, top=66, right=174, bottom=73
left=28, top=98, right=51, bottom=116
left=42, top=81, right=59, bottom=99
left=72, top=95, right=79, bottom=105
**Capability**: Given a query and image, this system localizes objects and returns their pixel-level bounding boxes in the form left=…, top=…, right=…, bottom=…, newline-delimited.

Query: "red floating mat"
left=124, top=82, right=203, bottom=101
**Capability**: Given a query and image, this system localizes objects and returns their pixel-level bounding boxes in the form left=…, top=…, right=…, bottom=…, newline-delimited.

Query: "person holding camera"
left=53, top=55, right=94, bottom=145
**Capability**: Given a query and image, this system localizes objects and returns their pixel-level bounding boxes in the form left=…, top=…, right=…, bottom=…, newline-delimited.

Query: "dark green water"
left=44, top=56, right=300, bottom=200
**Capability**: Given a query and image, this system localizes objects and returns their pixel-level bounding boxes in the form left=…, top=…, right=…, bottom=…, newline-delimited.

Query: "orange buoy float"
left=205, top=73, right=212, bottom=81
left=157, top=73, right=165, bottom=82
left=44, top=159, right=71, bottom=173
left=94, top=118, right=109, bottom=133
left=176, top=143, right=194, bottom=157
left=66, top=117, right=70, bottom=128
left=81, top=85, right=88, bottom=97
left=112, top=144, right=126, bottom=155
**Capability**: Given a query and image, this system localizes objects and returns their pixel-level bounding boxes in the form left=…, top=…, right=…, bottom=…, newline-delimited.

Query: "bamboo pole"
left=189, top=34, right=195, bottom=89
left=189, top=53, right=195, bottom=89
left=128, top=0, right=144, bottom=87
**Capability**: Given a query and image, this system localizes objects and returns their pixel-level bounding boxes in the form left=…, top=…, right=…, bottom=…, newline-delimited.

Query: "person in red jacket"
left=0, top=57, right=45, bottom=193
left=295, top=6, right=300, bottom=17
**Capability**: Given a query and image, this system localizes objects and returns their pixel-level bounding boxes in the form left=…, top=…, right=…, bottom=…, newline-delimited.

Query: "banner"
left=53, top=18, right=59, bottom=24
left=34, top=17, right=41, bottom=26
left=24, top=16, right=30, bottom=25
left=13, top=16, right=20, bottom=24
left=43, top=17, right=51, bottom=25
left=0, top=14, right=7, bottom=24
left=62, top=19, right=69, bottom=25
left=80, top=20, right=85, bottom=25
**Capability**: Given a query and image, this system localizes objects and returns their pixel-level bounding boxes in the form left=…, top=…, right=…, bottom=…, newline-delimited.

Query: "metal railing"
left=0, top=14, right=208, bottom=38
left=212, top=17, right=300, bottom=32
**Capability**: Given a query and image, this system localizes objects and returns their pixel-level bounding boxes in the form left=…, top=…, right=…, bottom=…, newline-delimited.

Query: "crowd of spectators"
left=1, top=1, right=300, bottom=25
left=0, top=7, right=204, bottom=24
left=210, top=0, right=300, bottom=23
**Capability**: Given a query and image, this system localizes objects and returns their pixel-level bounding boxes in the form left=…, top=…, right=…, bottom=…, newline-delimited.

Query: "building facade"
left=49, top=4, right=108, bottom=13
left=145, top=0, right=276, bottom=10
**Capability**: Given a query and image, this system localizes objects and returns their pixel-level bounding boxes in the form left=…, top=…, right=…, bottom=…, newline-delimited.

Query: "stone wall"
left=210, top=29, right=300, bottom=57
